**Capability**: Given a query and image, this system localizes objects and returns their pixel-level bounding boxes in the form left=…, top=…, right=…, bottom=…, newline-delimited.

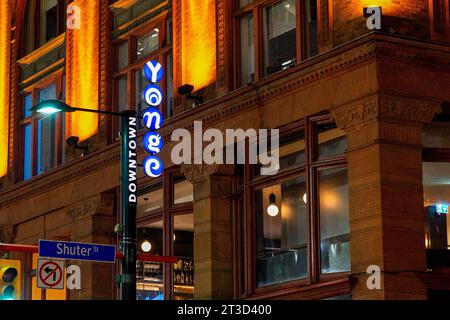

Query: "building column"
left=68, top=191, right=116, bottom=300
left=182, top=164, right=234, bottom=300
left=332, top=94, right=441, bottom=300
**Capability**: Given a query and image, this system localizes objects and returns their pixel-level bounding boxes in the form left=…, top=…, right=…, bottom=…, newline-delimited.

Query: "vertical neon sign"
left=142, top=61, right=164, bottom=178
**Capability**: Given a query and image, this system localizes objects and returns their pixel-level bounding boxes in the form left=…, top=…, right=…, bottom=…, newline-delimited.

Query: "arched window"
left=22, top=0, right=67, bottom=56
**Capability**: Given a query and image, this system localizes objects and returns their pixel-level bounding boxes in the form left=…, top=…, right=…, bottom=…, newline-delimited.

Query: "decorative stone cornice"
left=0, top=145, right=121, bottom=210
left=331, top=94, right=442, bottom=130
left=181, top=164, right=220, bottom=183
left=68, top=192, right=115, bottom=222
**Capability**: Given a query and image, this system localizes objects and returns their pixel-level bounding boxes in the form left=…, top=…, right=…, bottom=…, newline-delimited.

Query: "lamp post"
left=31, top=100, right=138, bottom=301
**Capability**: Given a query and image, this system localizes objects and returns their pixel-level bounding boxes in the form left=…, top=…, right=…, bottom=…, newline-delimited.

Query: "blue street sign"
left=39, top=240, right=117, bottom=263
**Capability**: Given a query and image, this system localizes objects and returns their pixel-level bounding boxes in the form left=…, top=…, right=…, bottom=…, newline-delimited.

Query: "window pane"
left=25, top=1, right=37, bottom=54
left=306, top=0, right=319, bottom=57
left=423, top=121, right=450, bottom=148
left=24, top=94, right=33, bottom=118
left=166, top=18, right=173, bottom=46
left=137, top=187, right=163, bottom=219
left=255, top=176, right=308, bottom=287
left=424, top=162, right=450, bottom=250
left=117, top=42, right=129, bottom=70
left=320, top=168, right=350, bottom=274
left=257, top=130, right=305, bottom=176
left=173, top=214, right=194, bottom=300
left=137, top=28, right=160, bottom=58
left=318, top=122, right=347, bottom=158
left=166, top=53, right=174, bottom=117
left=239, top=0, right=253, bottom=8
left=23, top=125, right=32, bottom=180
left=37, top=84, right=57, bottom=174
left=174, top=178, right=193, bottom=205
left=263, top=0, right=297, bottom=76
left=137, top=220, right=164, bottom=300
left=118, top=76, right=128, bottom=112
left=37, top=116, right=56, bottom=174
left=40, top=0, right=58, bottom=46
left=135, top=70, right=149, bottom=130
left=240, top=15, right=254, bottom=86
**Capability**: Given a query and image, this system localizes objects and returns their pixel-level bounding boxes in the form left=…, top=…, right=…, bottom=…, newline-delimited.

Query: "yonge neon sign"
left=141, top=61, right=164, bottom=178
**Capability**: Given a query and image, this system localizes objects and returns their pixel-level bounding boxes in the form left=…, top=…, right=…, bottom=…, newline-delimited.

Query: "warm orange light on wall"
left=180, top=0, right=216, bottom=91
left=0, top=2, right=11, bottom=177
left=360, top=0, right=392, bottom=11
left=66, top=0, right=99, bottom=141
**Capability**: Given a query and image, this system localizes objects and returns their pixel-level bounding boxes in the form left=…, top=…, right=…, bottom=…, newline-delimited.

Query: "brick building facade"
left=0, top=0, right=449, bottom=300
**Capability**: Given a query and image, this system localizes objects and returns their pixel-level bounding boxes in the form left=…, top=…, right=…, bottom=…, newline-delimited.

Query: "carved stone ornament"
left=67, top=192, right=115, bottom=221
left=331, top=95, right=442, bottom=130
left=181, top=164, right=220, bottom=183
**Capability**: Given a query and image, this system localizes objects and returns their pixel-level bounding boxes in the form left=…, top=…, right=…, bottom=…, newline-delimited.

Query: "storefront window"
left=137, top=187, right=164, bottom=219
left=423, top=162, right=450, bottom=250
left=173, top=214, right=194, bottom=300
left=263, top=0, right=297, bottom=76
left=255, top=176, right=308, bottom=287
left=423, top=108, right=450, bottom=250
left=319, top=168, right=350, bottom=274
left=235, top=115, right=349, bottom=297
left=137, top=220, right=164, bottom=300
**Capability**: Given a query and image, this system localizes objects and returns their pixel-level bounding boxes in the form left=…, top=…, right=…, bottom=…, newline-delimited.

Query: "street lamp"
left=31, top=100, right=138, bottom=301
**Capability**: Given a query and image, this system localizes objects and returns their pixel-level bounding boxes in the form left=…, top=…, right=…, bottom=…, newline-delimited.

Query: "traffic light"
left=0, top=259, right=21, bottom=300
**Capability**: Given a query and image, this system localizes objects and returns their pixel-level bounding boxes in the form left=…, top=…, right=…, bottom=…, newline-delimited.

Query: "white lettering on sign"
left=128, top=117, right=138, bottom=204
left=56, top=243, right=93, bottom=257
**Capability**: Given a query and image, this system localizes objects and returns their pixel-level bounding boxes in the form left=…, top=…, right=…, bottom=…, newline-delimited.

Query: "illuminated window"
left=235, top=0, right=319, bottom=87
left=113, top=17, right=173, bottom=140
left=23, top=0, right=67, bottom=55
left=20, top=75, right=65, bottom=180
left=136, top=171, right=194, bottom=300
left=263, top=0, right=297, bottom=76
left=423, top=104, right=450, bottom=250
left=234, top=114, right=349, bottom=296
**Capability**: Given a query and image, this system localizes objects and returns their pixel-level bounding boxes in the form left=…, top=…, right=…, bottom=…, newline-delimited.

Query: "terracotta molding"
left=331, top=94, right=442, bottom=131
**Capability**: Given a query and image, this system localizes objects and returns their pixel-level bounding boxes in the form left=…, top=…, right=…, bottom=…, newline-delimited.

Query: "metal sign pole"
left=120, top=111, right=138, bottom=301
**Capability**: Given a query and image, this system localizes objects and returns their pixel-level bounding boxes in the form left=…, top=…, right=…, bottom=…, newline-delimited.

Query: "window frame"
left=233, top=113, right=350, bottom=299
left=233, top=0, right=312, bottom=88
left=112, top=13, right=173, bottom=142
left=19, top=73, right=65, bottom=181
left=136, top=167, right=194, bottom=300
left=22, top=0, right=68, bottom=56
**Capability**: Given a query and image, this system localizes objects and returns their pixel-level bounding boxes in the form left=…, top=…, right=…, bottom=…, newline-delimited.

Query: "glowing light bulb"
left=303, top=193, right=308, bottom=204
left=141, top=241, right=152, bottom=253
left=267, top=204, right=279, bottom=217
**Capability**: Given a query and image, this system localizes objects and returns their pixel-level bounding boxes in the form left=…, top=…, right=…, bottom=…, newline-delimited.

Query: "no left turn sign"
left=37, top=259, right=65, bottom=290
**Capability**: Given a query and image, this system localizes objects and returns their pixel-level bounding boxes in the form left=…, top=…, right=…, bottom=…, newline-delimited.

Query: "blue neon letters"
left=142, top=60, right=164, bottom=178
left=143, top=132, right=163, bottom=154
left=143, top=156, right=164, bottom=178
left=144, top=60, right=164, bottom=83
left=142, top=84, right=163, bottom=107
left=142, top=107, right=164, bottom=131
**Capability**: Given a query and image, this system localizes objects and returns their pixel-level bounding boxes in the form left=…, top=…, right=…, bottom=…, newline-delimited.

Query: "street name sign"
left=39, top=240, right=117, bottom=263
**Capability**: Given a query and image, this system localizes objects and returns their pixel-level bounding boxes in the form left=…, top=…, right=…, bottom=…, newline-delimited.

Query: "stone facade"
left=0, top=0, right=449, bottom=300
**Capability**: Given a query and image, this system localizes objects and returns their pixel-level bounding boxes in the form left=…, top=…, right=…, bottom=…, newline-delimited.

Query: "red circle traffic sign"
left=38, top=261, right=63, bottom=287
